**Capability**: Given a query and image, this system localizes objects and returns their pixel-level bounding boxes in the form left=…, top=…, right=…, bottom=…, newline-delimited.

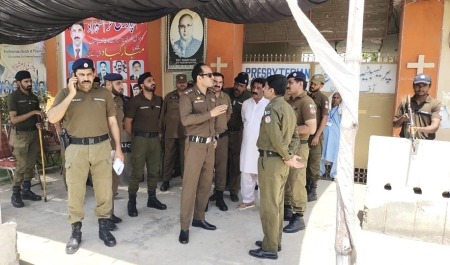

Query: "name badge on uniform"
left=194, top=100, right=204, bottom=103
left=72, top=98, right=82, bottom=102
left=140, top=106, right=149, bottom=109
left=18, top=100, right=27, bottom=103
left=94, top=98, right=105, bottom=102
left=155, top=105, right=161, bottom=108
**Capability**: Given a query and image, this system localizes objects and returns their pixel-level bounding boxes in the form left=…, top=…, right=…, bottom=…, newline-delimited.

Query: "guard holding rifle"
left=393, top=73, right=442, bottom=140
left=48, top=58, right=124, bottom=254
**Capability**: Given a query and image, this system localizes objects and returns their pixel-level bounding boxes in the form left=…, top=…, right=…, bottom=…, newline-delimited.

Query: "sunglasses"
left=200, top=73, right=213, bottom=78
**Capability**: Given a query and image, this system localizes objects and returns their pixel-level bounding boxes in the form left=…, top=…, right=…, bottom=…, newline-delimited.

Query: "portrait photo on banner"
left=167, top=9, right=206, bottom=71
left=64, top=18, right=148, bottom=83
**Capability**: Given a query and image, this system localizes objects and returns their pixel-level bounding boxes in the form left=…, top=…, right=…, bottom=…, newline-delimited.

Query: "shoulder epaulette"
left=184, top=88, right=194, bottom=95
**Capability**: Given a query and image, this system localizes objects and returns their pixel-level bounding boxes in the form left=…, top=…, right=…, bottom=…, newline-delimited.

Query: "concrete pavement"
left=1, top=170, right=449, bottom=265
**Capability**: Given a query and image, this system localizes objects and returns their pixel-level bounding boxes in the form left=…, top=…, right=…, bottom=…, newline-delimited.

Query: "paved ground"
left=1, top=170, right=449, bottom=265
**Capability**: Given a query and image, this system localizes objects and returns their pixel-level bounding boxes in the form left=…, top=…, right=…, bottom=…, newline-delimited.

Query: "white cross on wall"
left=407, top=54, right=435, bottom=74
left=210, top=57, right=228, bottom=72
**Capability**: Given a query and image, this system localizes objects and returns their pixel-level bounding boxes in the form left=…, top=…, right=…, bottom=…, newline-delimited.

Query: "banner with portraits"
left=0, top=43, right=47, bottom=100
left=167, top=9, right=206, bottom=71
left=64, top=18, right=148, bottom=97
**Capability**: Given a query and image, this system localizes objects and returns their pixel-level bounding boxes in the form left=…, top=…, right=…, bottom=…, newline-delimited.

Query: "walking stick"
left=37, top=115, right=47, bottom=202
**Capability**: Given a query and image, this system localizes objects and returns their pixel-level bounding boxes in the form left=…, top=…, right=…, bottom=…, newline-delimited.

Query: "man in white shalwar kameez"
left=239, top=78, right=270, bottom=209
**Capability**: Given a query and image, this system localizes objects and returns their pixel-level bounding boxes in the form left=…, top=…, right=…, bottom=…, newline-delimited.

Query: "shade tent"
left=2, top=0, right=361, bottom=264
left=0, top=0, right=321, bottom=44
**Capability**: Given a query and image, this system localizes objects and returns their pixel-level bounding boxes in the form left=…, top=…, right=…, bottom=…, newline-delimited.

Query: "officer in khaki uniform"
left=249, top=74, right=303, bottom=260
left=306, top=74, right=329, bottom=202
left=209, top=72, right=232, bottom=211
left=223, top=72, right=251, bottom=201
left=8, top=70, right=43, bottom=208
left=178, top=63, right=228, bottom=244
left=48, top=58, right=124, bottom=254
left=103, top=73, right=127, bottom=225
left=124, top=72, right=166, bottom=217
left=283, top=71, right=317, bottom=234
left=159, top=74, right=187, bottom=191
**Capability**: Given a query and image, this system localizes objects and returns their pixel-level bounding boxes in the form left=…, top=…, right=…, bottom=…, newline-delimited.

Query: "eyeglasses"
left=200, top=73, right=213, bottom=78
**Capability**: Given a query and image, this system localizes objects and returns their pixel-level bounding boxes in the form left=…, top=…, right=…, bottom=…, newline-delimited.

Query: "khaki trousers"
left=180, top=140, right=214, bottom=230
left=65, top=140, right=112, bottom=223
left=284, top=142, right=310, bottom=214
left=258, top=155, right=289, bottom=253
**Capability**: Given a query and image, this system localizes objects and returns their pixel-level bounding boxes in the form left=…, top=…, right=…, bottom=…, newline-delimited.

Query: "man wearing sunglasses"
left=178, top=63, right=228, bottom=244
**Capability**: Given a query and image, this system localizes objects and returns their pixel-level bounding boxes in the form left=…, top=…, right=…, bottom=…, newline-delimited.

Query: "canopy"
left=0, top=0, right=320, bottom=44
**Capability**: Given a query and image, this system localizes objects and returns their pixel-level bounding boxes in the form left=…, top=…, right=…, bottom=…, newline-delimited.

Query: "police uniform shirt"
left=114, top=96, right=124, bottom=130
left=179, top=86, right=217, bottom=138
left=7, top=89, right=40, bottom=129
left=308, top=90, right=329, bottom=135
left=52, top=86, right=115, bottom=137
left=224, top=88, right=251, bottom=130
left=160, top=90, right=184, bottom=138
left=395, top=95, right=442, bottom=140
left=126, top=92, right=162, bottom=133
left=286, top=91, right=317, bottom=140
left=215, top=91, right=233, bottom=134
left=256, top=96, right=297, bottom=160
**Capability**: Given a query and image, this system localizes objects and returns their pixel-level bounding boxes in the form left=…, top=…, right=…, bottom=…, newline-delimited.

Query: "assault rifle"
left=407, top=95, right=416, bottom=152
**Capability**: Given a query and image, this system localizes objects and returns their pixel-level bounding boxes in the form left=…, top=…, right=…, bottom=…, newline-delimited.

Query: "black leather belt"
left=188, top=135, right=214, bottom=144
left=16, top=126, right=37, bottom=132
left=70, top=134, right=109, bottom=145
left=258, top=149, right=281, bottom=157
left=133, top=131, right=159, bottom=138
left=218, top=131, right=229, bottom=139
left=228, top=127, right=241, bottom=132
left=300, top=140, right=308, bottom=144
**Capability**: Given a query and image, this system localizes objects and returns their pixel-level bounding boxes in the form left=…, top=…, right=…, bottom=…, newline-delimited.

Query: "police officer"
left=209, top=72, right=232, bottom=211
left=103, top=73, right=127, bottom=225
left=178, top=63, right=228, bottom=244
left=393, top=73, right=442, bottom=139
left=306, top=74, right=329, bottom=202
left=48, top=58, right=124, bottom=254
left=8, top=70, right=43, bottom=208
left=124, top=72, right=166, bottom=217
left=249, top=74, right=303, bottom=260
left=223, top=72, right=251, bottom=202
left=159, top=74, right=187, bottom=191
left=283, top=71, right=317, bottom=233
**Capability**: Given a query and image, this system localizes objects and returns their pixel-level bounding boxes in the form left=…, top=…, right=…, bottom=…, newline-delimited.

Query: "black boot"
left=66, top=222, right=82, bottom=254
left=98, top=218, right=116, bottom=247
left=160, top=181, right=170, bottom=191
left=111, top=214, right=122, bottom=224
left=127, top=193, right=138, bottom=217
left=147, top=190, right=167, bottom=210
left=209, top=192, right=216, bottom=202
left=283, top=205, right=293, bottom=221
left=307, top=182, right=318, bottom=202
left=21, top=181, right=41, bottom=201
left=106, top=219, right=118, bottom=231
left=283, top=213, right=305, bottom=233
left=215, top=190, right=228, bottom=211
left=11, top=186, right=24, bottom=208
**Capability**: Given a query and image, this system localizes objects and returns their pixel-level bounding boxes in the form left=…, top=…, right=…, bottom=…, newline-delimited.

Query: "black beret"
left=234, top=72, right=249, bottom=85
left=138, top=72, right=152, bottom=85
left=72, top=58, right=94, bottom=71
left=15, top=70, right=31, bottom=81
left=104, top=73, right=123, bottom=81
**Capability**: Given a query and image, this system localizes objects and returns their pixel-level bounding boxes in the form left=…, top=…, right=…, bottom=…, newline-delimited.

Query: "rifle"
left=407, top=95, right=416, bottom=152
